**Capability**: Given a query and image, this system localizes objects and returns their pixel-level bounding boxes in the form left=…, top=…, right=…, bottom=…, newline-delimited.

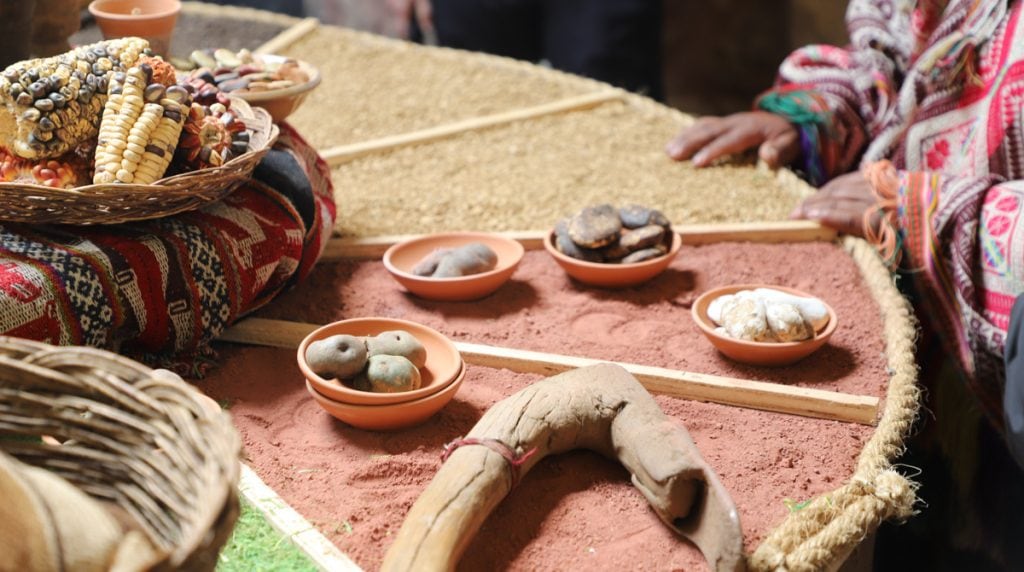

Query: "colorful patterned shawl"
left=759, top=0, right=1022, bottom=425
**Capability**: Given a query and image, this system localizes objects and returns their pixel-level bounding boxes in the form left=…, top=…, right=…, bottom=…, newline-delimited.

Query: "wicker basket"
left=0, top=98, right=279, bottom=226
left=0, top=337, right=241, bottom=571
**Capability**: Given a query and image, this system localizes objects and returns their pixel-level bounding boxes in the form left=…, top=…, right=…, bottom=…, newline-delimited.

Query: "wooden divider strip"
left=255, top=17, right=320, bottom=54
left=238, top=464, right=363, bottom=571
left=321, top=221, right=835, bottom=260
left=220, top=318, right=879, bottom=425
left=321, top=89, right=626, bottom=166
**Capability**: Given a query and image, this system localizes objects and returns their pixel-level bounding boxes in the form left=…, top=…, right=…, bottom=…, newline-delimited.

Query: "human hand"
left=789, top=171, right=879, bottom=237
left=665, top=111, right=800, bottom=169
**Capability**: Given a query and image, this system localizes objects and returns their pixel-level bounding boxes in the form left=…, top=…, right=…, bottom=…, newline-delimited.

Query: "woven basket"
left=0, top=97, right=279, bottom=226
left=0, top=337, right=241, bottom=571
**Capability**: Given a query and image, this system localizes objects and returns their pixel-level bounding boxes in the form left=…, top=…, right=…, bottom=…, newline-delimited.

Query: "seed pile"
left=330, top=101, right=811, bottom=237
left=283, top=27, right=603, bottom=149
left=181, top=48, right=310, bottom=95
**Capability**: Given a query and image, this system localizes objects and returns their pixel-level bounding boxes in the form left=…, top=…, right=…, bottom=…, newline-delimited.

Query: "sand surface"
left=196, top=241, right=885, bottom=571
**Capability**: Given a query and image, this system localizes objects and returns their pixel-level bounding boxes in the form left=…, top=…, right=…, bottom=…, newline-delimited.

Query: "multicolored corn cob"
left=0, top=37, right=150, bottom=160
left=93, top=62, right=191, bottom=185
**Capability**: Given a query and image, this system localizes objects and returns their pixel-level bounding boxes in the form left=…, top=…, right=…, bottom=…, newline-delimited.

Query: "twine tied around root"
left=441, top=437, right=538, bottom=486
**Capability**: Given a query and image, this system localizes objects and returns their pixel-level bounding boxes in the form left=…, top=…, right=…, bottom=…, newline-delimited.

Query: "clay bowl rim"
left=691, top=283, right=838, bottom=356
left=230, top=54, right=322, bottom=103
left=382, top=231, right=525, bottom=297
left=88, top=0, right=182, bottom=20
left=297, top=317, right=462, bottom=406
left=305, top=362, right=466, bottom=431
left=543, top=229, right=682, bottom=278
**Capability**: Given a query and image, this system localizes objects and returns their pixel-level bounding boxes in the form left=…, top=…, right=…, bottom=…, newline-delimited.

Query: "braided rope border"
left=749, top=237, right=921, bottom=571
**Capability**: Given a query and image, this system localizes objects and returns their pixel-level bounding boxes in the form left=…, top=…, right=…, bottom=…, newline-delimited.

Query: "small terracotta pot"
left=691, top=284, right=838, bottom=367
left=544, top=230, right=682, bottom=288
left=383, top=232, right=524, bottom=301
left=306, top=363, right=466, bottom=431
left=231, top=55, right=322, bottom=124
left=88, top=0, right=181, bottom=56
left=297, top=317, right=463, bottom=406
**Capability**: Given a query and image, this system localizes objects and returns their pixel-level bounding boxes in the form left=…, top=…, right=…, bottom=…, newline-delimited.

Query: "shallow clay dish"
left=232, top=54, right=322, bottom=123
left=691, top=284, right=838, bottom=367
left=383, top=232, right=525, bottom=301
left=306, top=363, right=465, bottom=431
left=544, top=230, right=682, bottom=288
left=297, top=317, right=462, bottom=405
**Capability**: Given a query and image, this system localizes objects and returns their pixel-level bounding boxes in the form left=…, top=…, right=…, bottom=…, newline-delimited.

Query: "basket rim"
left=0, top=97, right=279, bottom=224
left=0, top=97, right=277, bottom=195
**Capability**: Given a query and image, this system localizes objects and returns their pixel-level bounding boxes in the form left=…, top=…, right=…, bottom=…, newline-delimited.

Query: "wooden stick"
left=239, top=465, right=362, bottom=572
left=676, top=220, right=837, bottom=245
left=322, top=230, right=546, bottom=260
left=255, top=17, right=320, bottom=54
left=220, top=318, right=879, bottom=425
left=321, top=89, right=626, bottom=166
left=321, top=221, right=835, bottom=261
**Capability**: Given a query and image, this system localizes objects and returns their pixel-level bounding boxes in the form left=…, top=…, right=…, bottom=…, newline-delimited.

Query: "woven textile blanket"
left=0, top=124, right=334, bottom=371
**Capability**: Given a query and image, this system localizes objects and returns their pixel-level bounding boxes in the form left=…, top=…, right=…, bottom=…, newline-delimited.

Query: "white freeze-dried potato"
left=706, top=288, right=828, bottom=343
left=752, top=288, right=829, bottom=332
left=720, top=296, right=770, bottom=341
left=765, top=301, right=812, bottom=342
left=707, top=293, right=734, bottom=324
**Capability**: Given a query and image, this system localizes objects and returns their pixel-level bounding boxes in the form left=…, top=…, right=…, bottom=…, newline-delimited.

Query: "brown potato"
left=365, top=355, right=422, bottom=393
left=366, top=330, right=428, bottom=368
left=305, top=334, right=368, bottom=380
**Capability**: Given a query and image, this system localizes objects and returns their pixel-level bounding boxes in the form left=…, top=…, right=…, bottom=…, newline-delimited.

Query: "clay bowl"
left=383, top=232, right=524, bottom=301
left=297, top=317, right=462, bottom=406
left=543, top=230, right=682, bottom=288
left=88, top=0, right=181, bottom=57
left=231, top=54, right=322, bottom=123
left=691, top=284, right=838, bottom=367
left=306, top=363, right=465, bottom=431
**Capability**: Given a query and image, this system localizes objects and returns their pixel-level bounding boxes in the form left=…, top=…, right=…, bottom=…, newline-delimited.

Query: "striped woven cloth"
left=0, top=124, right=334, bottom=372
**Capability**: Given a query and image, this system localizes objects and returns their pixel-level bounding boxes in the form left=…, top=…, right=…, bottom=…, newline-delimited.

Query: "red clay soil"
left=195, top=241, right=885, bottom=571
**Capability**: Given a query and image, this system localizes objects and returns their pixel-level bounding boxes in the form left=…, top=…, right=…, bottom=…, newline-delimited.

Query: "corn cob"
left=176, top=101, right=249, bottom=171
left=0, top=37, right=150, bottom=160
left=93, top=63, right=191, bottom=185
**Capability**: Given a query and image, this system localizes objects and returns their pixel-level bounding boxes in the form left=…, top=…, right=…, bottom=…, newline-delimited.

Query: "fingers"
left=690, top=126, right=764, bottom=167
left=792, top=195, right=873, bottom=237
left=665, top=118, right=726, bottom=161
left=758, top=128, right=800, bottom=169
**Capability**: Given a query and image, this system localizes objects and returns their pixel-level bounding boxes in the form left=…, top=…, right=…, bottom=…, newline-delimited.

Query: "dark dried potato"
left=555, top=218, right=603, bottom=262
left=557, top=203, right=673, bottom=264
left=567, top=203, right=621, bottom=248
